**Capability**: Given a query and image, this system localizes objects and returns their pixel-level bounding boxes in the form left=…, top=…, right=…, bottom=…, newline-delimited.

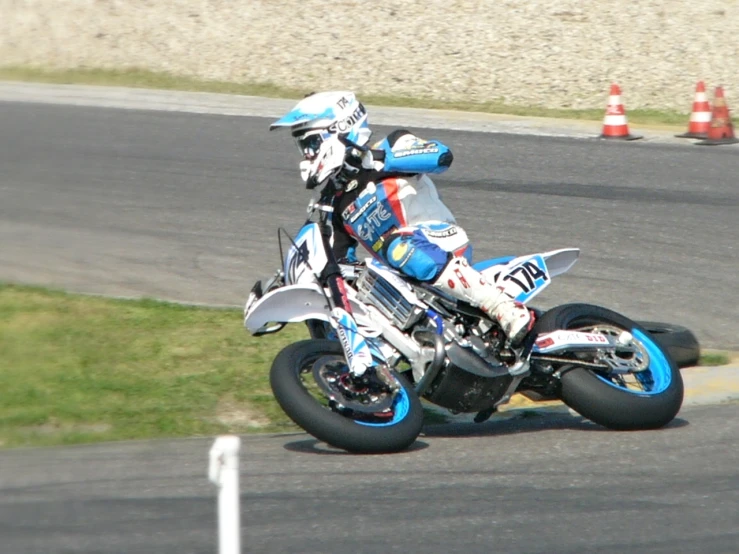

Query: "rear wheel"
left=270, top=339, right=424, bottom=453
left=534, top=304, right=684, bottom=430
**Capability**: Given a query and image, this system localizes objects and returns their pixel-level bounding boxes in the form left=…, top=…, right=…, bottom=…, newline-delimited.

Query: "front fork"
left=318, top=223, right=377, bottom=377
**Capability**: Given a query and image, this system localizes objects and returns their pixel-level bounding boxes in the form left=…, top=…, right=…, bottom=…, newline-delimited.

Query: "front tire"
left=270, top=339, right=424, bottom=453
left=534, top=304, right=684, bottom=430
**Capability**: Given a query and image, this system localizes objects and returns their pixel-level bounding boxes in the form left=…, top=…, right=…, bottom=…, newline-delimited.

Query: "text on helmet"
left=329, top=104, right=367, bottom=134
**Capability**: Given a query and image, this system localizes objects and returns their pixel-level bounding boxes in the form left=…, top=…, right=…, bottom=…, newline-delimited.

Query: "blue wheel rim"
left=355, top=387, right=411, bottom=427
left=594, top=328, right=672, bottom=395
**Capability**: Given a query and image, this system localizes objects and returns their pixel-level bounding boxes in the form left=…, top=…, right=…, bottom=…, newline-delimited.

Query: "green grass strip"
left=0, top=66, right=690, bottom=127
left=0, top=283, right=310, bottom=448
left=698, top=351, right=732, bottom=367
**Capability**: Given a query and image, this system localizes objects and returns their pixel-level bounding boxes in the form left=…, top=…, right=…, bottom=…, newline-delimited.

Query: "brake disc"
left=311, top=356, right=395, bottom=415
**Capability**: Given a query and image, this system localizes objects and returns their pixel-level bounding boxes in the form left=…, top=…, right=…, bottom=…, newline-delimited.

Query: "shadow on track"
left=283, top=438, right=431, bottom=455
left=422, top=410, right=690, bottom=438
left=281, top=410, right=689, bottom=455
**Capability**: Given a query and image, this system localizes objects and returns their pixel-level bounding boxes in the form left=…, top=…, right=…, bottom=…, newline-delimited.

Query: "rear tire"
left=535, top=304, right=684, bottom=430
left=270, top=339, right=424, bottom=453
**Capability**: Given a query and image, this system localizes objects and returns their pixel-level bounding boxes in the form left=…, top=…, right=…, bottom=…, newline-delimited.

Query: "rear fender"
left=542, top=248, right=580, bottom=278
left=479, top=248, right=580, bottom=281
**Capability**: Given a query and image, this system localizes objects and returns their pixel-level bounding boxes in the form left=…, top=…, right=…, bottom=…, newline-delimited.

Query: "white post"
left=208, top=435, right=241, bottom=554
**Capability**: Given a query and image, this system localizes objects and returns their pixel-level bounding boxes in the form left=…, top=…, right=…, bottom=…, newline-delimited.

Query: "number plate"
left=500, top=254, right=550, bottom=303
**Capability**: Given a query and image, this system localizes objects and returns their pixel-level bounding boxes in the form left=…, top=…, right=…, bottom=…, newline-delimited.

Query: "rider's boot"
left=433, top=257, right=533, bottom=345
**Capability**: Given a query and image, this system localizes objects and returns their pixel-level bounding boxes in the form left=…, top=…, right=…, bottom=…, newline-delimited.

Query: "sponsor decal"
left=454, top=267, right=470, bottom=288
left=337, top=96, right=351, bottom=109
left=364, top=203, right=392, bottom=227
left=539, top=331, right=610, bottom=348
left=391, top=242, right=409, bottom=262
left=331, top=308, right=373, bottom=373
left=347, top=196, right=376, bottom=224
left=393, top=145, right=439, bottom=158
left=342, top=203, right=357, bottom=220
left=535, top=337, right=555, bottom=348
left=286, top=241, right=310, bottom=283
left=328, top=104, right=367, bottom=133
left=425, top=227, right=458, bottom=238
left=582, top=333, right=609, bottom=343
left=345, top=179, right=359, bottom=191
left=336, top=324, right=354, bottom=365
left=355, top=203, right=393, bottom=241
left=356, top=224, right=373, bottom=242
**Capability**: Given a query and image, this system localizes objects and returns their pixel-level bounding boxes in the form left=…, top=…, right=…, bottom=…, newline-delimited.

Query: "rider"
left=270, top=91, right=533, bottom=348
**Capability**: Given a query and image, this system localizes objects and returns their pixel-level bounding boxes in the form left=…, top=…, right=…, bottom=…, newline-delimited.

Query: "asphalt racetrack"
left=1, top=95, right=738, bottom=553
left=1, top=405, right=738, bottom=554
left=0, top=100, right=737, bottom=349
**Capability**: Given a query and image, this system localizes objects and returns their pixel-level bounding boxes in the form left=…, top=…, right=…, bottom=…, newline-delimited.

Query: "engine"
left=355, top=266, right=425, bottom=331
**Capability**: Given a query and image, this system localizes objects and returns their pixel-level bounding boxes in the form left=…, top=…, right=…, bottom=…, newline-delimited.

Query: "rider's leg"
left=383, top=225, right=533, bottom=345
left=432, top=257, right=532, bottom=345
left=383, top=228, right=453, bottom=281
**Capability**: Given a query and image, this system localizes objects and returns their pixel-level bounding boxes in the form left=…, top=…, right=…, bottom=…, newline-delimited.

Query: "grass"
left=0, top=66, right=690, bottom=127
left=0, top=283, right=313, bottom=448
left=699, top=351, right=732, bottom=367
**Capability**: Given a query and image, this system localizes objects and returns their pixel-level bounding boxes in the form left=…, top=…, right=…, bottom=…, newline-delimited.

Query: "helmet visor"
left=294, top=130, right=329, bottom=161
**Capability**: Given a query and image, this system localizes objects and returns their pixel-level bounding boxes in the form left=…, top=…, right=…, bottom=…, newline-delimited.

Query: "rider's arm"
left=372, top=129, right=453, bottom=175
left=331, top=196, right=359, bottom=263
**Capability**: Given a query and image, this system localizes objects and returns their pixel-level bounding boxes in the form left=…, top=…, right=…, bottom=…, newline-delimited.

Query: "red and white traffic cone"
left=695, top=86, right=739, bottom=146
left=676, top=81, right=712, bottom=139
left=599, top=83, right=643, bottom=140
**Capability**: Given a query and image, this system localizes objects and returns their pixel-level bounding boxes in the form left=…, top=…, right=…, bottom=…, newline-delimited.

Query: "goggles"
left=294, top=130, right=331, bottom=161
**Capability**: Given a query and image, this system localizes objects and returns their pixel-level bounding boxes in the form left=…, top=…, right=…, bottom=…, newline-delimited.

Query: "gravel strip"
left=2, top=1, right=739, bottom=111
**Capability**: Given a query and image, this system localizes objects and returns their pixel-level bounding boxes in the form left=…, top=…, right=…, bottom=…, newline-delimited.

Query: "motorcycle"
left=243, top=185, right=684, bottom=454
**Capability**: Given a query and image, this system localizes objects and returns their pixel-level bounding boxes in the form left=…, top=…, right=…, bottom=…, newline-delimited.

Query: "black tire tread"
left=270, top=339, right=424, bottom=453
left=534, top=304, right=684, bottom=430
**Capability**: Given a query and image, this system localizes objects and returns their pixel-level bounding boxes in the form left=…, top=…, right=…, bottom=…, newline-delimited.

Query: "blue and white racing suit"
left=332, top=129, right=471, bottom=282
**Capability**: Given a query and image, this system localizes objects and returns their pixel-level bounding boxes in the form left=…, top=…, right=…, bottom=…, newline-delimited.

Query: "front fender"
left=244, top=283, right=330, bottom=334
left=243, top=283, right=372, bottom=335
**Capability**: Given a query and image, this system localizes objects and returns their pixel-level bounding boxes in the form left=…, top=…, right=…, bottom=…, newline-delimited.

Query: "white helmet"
left=270, top=91, right=372, bottom=189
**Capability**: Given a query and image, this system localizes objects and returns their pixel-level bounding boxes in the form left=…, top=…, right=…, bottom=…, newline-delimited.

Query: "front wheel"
left=270, top=339, right=424, bottom=453
left=534, top=304, right=684, bottom=430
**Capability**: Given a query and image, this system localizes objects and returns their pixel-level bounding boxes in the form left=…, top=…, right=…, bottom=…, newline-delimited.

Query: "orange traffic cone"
left=676, top=81, right=712, bottom=139
left=695, top=86, right=739, bottom=145
left=599, top=84, right=642, bottom=140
